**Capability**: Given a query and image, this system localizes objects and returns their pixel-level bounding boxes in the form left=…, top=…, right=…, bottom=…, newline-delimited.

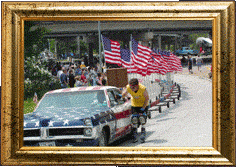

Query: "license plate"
left=39, top=141, right=56, bottom=146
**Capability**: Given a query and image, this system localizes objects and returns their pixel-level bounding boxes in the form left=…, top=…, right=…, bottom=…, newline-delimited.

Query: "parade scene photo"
left=23, top=20, right=213, bottom=147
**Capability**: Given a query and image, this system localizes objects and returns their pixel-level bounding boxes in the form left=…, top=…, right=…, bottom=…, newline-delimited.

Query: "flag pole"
left=100, top=34, right=106, bottom=69
left=129, top=34, right=132, bottom=77
left=98, top=21, right=103, bottom=72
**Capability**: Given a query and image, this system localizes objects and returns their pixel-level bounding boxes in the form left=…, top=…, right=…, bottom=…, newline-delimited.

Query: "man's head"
left=129, top=78, right=139, bottom=92
left=63, top=69, right=67, bottom=73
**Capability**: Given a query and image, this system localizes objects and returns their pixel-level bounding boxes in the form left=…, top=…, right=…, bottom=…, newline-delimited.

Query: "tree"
left=188, top=33, right=209, bottom=50
left=57, top=40, right=88, bottom=57
left=24, top=21, right=60, bottom=100
left=24, top=21, right=50, bottom=59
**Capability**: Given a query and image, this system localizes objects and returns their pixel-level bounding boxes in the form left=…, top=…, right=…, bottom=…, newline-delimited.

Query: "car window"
left=107, top=90, right=118, bottom=107
left=35, top=90, right=107, bottom=112
left=113, top=89, right=125, bottom=105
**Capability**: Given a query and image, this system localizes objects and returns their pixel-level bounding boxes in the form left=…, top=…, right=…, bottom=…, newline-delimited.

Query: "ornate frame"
left=1, top=1, right=235, bottom=165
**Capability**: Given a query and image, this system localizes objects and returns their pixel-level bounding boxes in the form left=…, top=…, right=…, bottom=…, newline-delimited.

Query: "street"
left=114, top=64, right=212, bottom=147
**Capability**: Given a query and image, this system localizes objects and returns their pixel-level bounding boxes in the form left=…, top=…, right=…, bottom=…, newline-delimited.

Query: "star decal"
left=35, top=121, right=40, bottom=127
left=24, top=121, right=27, bottom=127
left=63, top=119, right=69, bottom=126
left=48, top=121, right=55, bottom=127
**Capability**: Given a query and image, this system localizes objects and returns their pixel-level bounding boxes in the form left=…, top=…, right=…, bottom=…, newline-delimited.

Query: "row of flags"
left=102, top=35, right=182, bottom=76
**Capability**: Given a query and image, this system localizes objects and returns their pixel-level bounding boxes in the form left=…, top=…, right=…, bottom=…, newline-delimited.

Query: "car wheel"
left=98, top=129, right=108, bottom=146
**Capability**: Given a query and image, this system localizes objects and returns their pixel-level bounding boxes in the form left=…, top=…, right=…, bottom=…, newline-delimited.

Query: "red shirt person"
left=80, top=71, right=87, bottom=84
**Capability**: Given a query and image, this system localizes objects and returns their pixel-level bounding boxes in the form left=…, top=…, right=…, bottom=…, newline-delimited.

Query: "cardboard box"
left=107, top=68, right=128, bottom=88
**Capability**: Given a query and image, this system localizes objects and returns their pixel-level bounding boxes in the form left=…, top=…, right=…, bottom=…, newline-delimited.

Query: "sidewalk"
left=177, top=64, right=212, bottom=80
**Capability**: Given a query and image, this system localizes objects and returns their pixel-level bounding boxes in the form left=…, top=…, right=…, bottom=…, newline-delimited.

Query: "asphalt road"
left=114, top=65, right=212, bottom=147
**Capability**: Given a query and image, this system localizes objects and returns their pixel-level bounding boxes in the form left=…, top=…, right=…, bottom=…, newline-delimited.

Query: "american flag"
left=151, top=50, right=168, bottom=75
left=161, top=51, right=182, bottom=72
left=120, top=48, right=137, bottom=73
left=102, top=35, right=121, bottom=66
left=170, top=53, right=183, bottom=72
left=150, top=50, right=168, bottom=75
left=131, top=38, right=152, bottom=72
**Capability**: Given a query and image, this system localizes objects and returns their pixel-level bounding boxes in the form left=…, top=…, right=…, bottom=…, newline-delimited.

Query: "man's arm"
left=142, top=89, right=149, bottom=109
left=121, top=88, right=128, bottom=98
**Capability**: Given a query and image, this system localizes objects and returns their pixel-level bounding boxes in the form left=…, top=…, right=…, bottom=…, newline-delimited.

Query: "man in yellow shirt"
left=80, top=61, right=86, bottom=69
left=122, top=78, right=149, bottom=143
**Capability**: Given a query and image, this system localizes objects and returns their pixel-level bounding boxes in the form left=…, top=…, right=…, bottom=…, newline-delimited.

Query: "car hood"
left=24, top=107, right=110, bottom=128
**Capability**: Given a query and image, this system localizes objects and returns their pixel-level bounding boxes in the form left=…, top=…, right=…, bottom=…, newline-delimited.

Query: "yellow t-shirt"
left=126, top=83, right=148, bottom=107
left=80, top=64, right=86, bottom=69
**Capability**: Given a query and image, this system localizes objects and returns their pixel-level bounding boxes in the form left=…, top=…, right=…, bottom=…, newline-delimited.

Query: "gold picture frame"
left=1, top=1, right=235, bottom=165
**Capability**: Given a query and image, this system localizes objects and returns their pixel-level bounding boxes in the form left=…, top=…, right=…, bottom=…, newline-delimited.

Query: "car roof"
left=47, top=86, right=118, bottom=94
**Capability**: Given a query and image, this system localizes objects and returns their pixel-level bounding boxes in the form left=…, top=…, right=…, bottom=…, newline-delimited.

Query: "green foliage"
left=24, top=56, right=61, bottom=100
left=49, top=39, right=56, bottom=53
left=24, top=98, right=37, bottom=114
left=80, top=41, right=88, bottom=55
left=188, top=33, right=209, bottom=50
left=57, top=40, right=88, bottom=56
left=24, top=21, right=50, bottom=59
left=24, top=22, right=61, bottom=100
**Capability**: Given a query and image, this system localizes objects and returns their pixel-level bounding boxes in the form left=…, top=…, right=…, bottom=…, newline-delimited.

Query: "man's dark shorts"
left=131, top=106, right=148, bottom=114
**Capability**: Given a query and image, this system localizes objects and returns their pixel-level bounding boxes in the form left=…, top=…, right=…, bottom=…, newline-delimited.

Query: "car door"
left=107, top=89, right=132, bottom=141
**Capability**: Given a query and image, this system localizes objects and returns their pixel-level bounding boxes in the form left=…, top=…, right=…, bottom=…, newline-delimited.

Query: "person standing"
left=187, top=55, right=193, bottom=74
left=80, top=61, right=86, bottom=69
left=68, top=69, right=76, bottom=88
left=121, top=78, right=149, bottom=143
left=95, top=73, right=103, bottom=86
left=60, top=69, right=68, bottom=89
left=88, top=67, right=97, bottom=86
left=196, top=55, right=203, bottom=71
left=75, top=65, right=82, bottom=76
left=57, top=66, right=64, bottom=80
left=80, top=70, right=87, bottom=85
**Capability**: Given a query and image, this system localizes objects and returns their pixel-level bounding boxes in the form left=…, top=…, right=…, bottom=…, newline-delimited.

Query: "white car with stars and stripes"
left=24, top=86, right=133, bottom=146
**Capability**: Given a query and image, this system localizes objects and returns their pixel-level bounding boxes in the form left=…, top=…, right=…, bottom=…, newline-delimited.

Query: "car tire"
left=98, top=129, right=108, bottom=146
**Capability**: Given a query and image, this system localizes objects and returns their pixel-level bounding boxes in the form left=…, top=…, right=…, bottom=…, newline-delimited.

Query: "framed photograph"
left=1, top=1, right=235, bottom=165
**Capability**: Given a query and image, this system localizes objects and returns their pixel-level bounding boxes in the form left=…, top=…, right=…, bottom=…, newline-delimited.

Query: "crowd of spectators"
left=52, top=61, right=107, bottom=89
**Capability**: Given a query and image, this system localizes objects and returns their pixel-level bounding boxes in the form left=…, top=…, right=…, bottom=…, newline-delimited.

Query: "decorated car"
left=24, top=86, right=133, bottom=146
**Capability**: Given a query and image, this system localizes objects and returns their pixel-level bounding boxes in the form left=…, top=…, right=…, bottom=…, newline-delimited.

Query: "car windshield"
left=35, top=90, right=107, bottom=112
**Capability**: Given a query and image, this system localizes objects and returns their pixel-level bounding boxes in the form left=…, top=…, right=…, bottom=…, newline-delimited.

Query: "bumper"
left=24, top=138, right=99, bottom=147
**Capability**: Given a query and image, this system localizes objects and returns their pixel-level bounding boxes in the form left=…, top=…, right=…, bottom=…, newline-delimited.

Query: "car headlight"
left=131, top=116, right=139, bottom=124
left=84, top=118, right=92, bottom=126
left=84, top=128, right=92, bottom=136
left=139, top=115, right=146, bottom=125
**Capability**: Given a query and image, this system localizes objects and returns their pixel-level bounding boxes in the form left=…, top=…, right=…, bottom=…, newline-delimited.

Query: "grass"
left=24, top=98, right=37, bottom=114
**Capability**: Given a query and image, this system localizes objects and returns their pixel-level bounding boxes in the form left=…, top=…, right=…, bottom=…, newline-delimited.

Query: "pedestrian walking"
left=121, top=78, right=149, bottom=143
left=196, top=55, right=203, bottom=71
left=187, top=55, right=193, bottom=74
